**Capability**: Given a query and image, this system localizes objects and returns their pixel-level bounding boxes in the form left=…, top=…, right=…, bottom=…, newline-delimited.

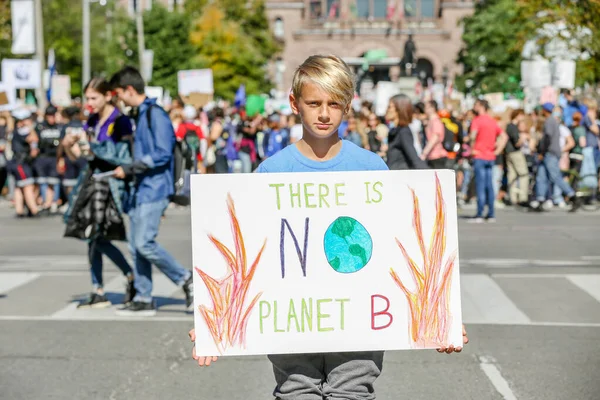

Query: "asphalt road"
left=1, top=204, right=599, bottom=400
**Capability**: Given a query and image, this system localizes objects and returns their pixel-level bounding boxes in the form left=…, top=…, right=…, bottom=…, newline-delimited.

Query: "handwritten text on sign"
left=191, top=170, right=463, bottom=356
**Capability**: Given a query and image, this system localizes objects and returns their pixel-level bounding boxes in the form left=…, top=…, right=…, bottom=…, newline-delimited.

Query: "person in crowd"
left=469, top=99, right=508, bottom=223
left=582, top=98, right=600, bottom=190
left=34, top=105, right=63, bottom=213
left=365, top=112, right=388, bottom=158
left=569, top=111, right=587, bottom=178
left=408, top=105, right=424, bottom=156
left=58, top=106, right=87, bottom=197
left=6, top=109, right=40, bottom=217
left=176, top=105, right=206, bottom=174
left=0, top=114, right=9, bottom=195
left=208, top=107, right=232, bottom=174
left=288, top=113, right=303, bottom=144
left=386, top=94, right=428, bottom=170
left=505, top=109, right=529, bottom=206
left=343, top=115, right=363, bottom=147
left=552, top=108, right=575, bottom=208
left=263, top=113, right=288, bottom=158
left=110, top=66, right=193, bottom=316
left=421, top=100, right=448, bottom=168
left=189, top=55, right=468, bottom=397
left=492, top=115, right=506, bottom=209
left=62, top=78, right=135, bottom=308
left=237, top=112, right=260, bottom=173
left=530, top=103, right=581, bottom=212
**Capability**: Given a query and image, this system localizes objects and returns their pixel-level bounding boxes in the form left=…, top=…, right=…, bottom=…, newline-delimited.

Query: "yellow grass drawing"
left=195, top=194, right=267, bottom=353
left=390, top=173, right=457, bottom=348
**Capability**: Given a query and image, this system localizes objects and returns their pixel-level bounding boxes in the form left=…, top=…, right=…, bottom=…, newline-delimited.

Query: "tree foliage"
left=189, top=1, right=280, bottom=99
left=119, top=3, right=201, bottom=95
left=457, top=0, right=600, bottom=94
left=2, top=0, right=280, bottom=100
left=456, top=0, right=522, bottom=94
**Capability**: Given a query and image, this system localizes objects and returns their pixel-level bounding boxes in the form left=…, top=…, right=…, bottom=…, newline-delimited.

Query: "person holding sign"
left=189, top=55, right=468, bottom=399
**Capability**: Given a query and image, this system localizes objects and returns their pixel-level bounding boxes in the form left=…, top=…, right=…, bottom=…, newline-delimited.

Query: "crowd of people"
left=2, top=84, right=599, bottom=223
left=0, top=64, right=599, bottom=315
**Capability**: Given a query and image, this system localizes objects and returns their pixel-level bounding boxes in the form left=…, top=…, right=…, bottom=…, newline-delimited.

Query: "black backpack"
left=145, top=105, right=191, bottom=206
left=441, top=120, right=460, bottom=153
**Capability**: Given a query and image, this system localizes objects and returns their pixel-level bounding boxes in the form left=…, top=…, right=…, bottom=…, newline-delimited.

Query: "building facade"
left=266, top=0, right=475, bottom=92
left=117, top=0, right=474, bottom=95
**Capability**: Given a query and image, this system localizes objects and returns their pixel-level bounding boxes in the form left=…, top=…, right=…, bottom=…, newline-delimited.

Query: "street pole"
left=34, top=0, right=46, bottom=109
left=136, top=1, right=145, bottom=79
left=83, top=0, right=91, bottom=93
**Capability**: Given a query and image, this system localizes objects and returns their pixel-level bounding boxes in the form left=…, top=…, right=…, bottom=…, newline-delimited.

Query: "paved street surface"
left=1, top=204, right=599, bottom=399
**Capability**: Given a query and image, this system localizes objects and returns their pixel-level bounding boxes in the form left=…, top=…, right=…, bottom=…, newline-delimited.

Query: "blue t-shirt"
left=256, top=140, right=388, bottom=173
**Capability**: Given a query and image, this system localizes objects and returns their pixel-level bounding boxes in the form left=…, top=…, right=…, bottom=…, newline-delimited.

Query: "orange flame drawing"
left=195, top=194, right=267, bottom=353
left=390, top=173, right=457, bottom=348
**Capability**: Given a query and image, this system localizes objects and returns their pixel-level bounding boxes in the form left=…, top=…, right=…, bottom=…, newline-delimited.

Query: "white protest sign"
left=145, top=86, right=164, bottom=106
left=51, top=75, right=71, bottom=107
left=177, top=69, right=214, bottom=96
left=191, top=170, right=463, bottom=357
left=1, top=59, right=41, bottom=89
left=552, top=60, right=576, bottom=89
left=527, top=60, right=552, bottom=88
left=374, top=81, right=400, bottom=116
left=10, top=0, right=36, bottom=54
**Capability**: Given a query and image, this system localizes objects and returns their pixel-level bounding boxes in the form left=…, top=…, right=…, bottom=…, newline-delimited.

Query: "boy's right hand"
left=189, top=329, right=219, bottom=367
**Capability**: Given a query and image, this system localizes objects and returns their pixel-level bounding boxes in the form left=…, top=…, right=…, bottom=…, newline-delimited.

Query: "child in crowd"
left=188, top=54, right=468, bottom=399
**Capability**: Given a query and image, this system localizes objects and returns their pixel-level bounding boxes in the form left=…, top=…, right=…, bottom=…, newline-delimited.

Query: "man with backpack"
left=110, top=66, right=193, bottom=316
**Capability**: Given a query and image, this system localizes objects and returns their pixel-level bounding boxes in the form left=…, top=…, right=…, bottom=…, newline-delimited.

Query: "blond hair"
left=291, top=55, right=355, bottom=107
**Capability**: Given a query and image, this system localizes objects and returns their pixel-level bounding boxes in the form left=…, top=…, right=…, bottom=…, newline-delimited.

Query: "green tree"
left=189, top=3, right=273, bottom=99
left=457, top=0, right=600, bottom=94
left=121, top=4, right=201, bottom=94
left=517, top=0, right=600, bottom=87
left=187, top=0, right=281, bottom=98
left=43, top=0, right=130, bottom=95
left=0, top=1, right=12, bottom=64
left=456, top=0, right=523, bottom=95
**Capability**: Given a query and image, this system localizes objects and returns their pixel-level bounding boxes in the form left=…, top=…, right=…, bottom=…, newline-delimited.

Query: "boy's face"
left=290, top=82, right=347, bottom=140
left=114, top=86, right=136, bottom=107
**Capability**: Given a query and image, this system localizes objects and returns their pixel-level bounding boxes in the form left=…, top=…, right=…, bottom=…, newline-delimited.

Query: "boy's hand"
left=189, top=329, right=219, bottom=367
left=437, top=325, right=469, bottom=354
left=113, top=166, right=125, bottom=179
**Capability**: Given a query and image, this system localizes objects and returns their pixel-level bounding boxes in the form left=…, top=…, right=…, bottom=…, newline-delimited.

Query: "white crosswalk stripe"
left=0, top=272, right=41, bottom=294
left=1, top=265, right=600, bottom=324
left=50, top=273, right=181, bottom=319
left=566, top=275, right=600, bottom=303
left=460, top=274, right=531, bottom=324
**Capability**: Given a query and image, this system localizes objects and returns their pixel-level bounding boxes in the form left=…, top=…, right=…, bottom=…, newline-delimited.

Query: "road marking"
left=581, top=256, right=600, bottom=261
left=566, top=275, right=600, bottom=303
left=492, top=273, right=600, bottom=279
left=479, top=355, right=517, bottom=400
left=463, top=258, right=595, bottom=268
left=0, top=272, right=40, bottom=294
left=50, top=273, right=181, bottom=319
left=0, top=314, right=598, bottom=326
left=461, top=274, right=531, bottom=324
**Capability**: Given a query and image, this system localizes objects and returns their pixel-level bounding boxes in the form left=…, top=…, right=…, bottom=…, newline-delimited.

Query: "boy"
left=189, top=55, right=468, bottom=399
left=109, top=66, right=194, bottom=316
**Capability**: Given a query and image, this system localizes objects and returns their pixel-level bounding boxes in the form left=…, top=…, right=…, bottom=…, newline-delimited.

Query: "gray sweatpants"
left=268, top=351, right=385, bottom=400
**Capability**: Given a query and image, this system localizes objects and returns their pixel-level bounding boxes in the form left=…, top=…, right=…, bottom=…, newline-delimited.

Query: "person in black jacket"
left=385, top=94, right=428, bottom=170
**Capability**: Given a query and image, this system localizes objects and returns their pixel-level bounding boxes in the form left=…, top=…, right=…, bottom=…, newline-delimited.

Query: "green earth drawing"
left=323, top=217, right=373, bottom=274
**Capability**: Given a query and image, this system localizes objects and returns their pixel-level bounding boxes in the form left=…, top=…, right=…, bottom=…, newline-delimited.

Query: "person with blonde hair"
left=188, top=54, right=468, bottom=399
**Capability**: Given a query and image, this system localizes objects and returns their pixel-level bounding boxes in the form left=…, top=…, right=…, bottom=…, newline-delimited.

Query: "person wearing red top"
left=469, top=99, right=508, bottom=222
left=176, top=105, right=206, bottom=172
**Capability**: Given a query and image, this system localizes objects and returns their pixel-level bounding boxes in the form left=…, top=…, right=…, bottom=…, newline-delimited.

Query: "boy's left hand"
left=437, top=324, right=469, bottom=354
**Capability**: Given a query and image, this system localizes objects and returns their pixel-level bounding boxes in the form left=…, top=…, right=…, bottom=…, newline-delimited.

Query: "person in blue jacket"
left=110, top=66, right=193, bottom=317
